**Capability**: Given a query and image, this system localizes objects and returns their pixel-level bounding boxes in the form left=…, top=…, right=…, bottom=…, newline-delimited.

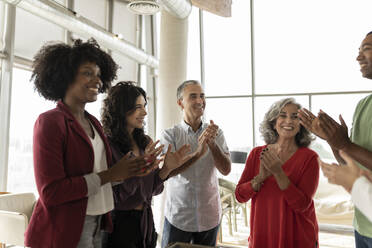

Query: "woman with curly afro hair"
left=101, top=81, right=192, bottom=248
left=25, top=39, right=159, bottom=248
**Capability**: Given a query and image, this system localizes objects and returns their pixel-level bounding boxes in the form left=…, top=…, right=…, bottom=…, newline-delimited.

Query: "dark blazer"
left=25, top=101, right=112, bottom=248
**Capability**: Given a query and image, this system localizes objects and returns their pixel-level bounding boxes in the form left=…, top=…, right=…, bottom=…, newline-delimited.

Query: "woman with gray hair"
left=235, top=98, right=319, bottom=248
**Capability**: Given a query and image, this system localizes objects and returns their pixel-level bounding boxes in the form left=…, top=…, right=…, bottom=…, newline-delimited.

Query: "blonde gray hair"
left=259, top=98, right=314, bottom=147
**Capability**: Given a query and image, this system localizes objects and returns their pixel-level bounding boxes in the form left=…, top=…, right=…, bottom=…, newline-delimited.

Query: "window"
left=205, top=98, right=253, bottom=150
left=186, top=7, right=201, bottom=81
left=203, top=0, right=251, bottom=96
left=7, top=68, right=55, bottom=194
left=254, top=0, right=372, bottom=94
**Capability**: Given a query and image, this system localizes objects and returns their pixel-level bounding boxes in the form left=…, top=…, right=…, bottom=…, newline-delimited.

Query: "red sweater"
left=235, top=146, right=319, bottom=248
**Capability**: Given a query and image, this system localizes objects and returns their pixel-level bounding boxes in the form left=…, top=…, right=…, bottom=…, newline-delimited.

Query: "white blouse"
left=85, top=124, right=114, bottom=215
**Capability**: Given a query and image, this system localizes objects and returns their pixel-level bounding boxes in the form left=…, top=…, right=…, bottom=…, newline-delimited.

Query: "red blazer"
left=25, top=101, right=112, bottom=248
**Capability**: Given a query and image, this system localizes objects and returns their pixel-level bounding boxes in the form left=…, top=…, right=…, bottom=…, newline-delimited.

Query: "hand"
left=196, top=130, right=209, bottom=158
left=144, top=140, right=164, bottom=162
left=318, top=111, right=351, bottom=150
left=260, top=147, right=283, bottom=175
left=110, top=153, right=159, bottom=181
left=163, top=144, right=192, bottom=171
left=298, top=108, right=327, bottom=139
left=360, top=169, right=372, bottom=183
left=204, top=120, right=219, bottom=147
left=319, top=150, right=360, bottom=192
left=258, top=160, right=272, bottom=181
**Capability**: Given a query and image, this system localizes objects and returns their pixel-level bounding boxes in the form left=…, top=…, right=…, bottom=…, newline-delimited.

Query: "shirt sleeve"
left=351, top=176, right=372, bottom=222
left=282, top=154, right=319, bottom=213
left=153, top=169, right=165, bottom=196
left=84, top=173, right=101, bottom=196
left=215, top=129, right=230, bottom=155
left=160, top=128, right=177, bottom=153
left=235, top=148, right=260, bottom=203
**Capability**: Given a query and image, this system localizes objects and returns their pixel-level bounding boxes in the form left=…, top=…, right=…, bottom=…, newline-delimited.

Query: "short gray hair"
left=176, top=80, right=201, bottom=100
left=259, top=97, right=314, bottom=147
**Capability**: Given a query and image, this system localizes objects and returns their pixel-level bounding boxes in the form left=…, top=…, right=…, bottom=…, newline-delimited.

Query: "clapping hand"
left=111, top=152, right=159, bottom=181
left=360, top=169, right=372, bottom=183
left=319, top=150, right=360, bottom=192
left=260, top=147, right=284, bottom=175
left=204, top=120, right=219, bottom=147
left=144, top=140, right=164, bottom=163
left=298, top=108, right=327, bottom=139
left=258, top=149, right=272, bottom=181
left=163, top=144, right=192, bottom=171
left=317, top=111, right=351, bottom=150
left=195, top=120, right=219, bottom=157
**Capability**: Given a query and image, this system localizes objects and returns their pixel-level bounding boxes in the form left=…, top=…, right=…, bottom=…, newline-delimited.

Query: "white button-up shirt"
left=160, top=121, right=229, bottom=232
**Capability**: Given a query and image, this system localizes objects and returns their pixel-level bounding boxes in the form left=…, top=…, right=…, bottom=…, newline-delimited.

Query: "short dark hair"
left=176, top=80, right=201, bottom=100
left=31, top=38, right=118, bottom=101
left=102, top=81, right=149, bottom=154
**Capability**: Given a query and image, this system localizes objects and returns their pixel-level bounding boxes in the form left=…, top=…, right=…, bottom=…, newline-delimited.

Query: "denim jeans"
left=355, top=230, right=372, bottom=248
left=161, top=217, right=219, bottom=248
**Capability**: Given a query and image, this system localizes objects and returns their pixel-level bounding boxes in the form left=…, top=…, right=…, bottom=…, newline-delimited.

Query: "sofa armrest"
left=0, top=210, right=28, bottom=246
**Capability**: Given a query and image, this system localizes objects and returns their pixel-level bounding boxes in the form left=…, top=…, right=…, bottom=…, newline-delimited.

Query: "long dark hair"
left=102, top=81, right=149, bottom=154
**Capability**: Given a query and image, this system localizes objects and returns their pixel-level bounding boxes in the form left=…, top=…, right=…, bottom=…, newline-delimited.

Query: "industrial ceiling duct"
left=0, top=0, right=159, bottom=68
left=160, top=0, right=191, bottom=19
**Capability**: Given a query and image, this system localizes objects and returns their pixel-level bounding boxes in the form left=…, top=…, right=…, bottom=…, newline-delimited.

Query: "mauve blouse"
left=109, top=140, right=164, bottom=247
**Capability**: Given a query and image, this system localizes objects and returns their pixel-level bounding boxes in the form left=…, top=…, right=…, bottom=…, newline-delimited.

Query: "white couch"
left=0, top=193, right=36, bottom=247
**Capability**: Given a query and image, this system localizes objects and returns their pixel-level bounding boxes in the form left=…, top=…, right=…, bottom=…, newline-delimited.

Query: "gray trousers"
left=76, top=215, right=102, bottom=248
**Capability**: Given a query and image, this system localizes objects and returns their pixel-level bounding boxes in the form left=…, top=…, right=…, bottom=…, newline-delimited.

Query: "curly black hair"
left=102, top=81, right=149, bottom=154
left=31, top=38, right=118, bottom=101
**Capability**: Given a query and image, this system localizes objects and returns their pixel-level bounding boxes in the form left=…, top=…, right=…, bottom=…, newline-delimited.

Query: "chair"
left=230, top=151, right=247, bottom=164
left=218, top=179, right=234, bottom=243
left=228, top=151, right=249, bottom=229
left=218, top=151, right=249, bottom=243
left=0, top=192, right=36, bottom=247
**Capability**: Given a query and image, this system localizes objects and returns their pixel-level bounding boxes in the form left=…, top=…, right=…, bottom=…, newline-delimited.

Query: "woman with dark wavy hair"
left=101, top=81, right=191, bottom=248
left=25, top=39, right=157, bottom=248
left=235, top=98, right=319, bottom=248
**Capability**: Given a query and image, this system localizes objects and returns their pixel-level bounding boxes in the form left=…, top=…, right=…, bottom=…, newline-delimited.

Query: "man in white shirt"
left=160, top=80, right=231, bottom=247
left=319, top=150, right=372, bottom=223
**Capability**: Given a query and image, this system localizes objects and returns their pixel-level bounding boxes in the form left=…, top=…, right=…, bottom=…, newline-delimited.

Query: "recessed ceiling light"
left=127, top=0, right=161, bottom=15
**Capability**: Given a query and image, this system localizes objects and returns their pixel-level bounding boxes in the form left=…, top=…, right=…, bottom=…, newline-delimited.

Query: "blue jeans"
left=161, top=218, right=219, bottom=248
left=355, top=230, right=372, bottom=248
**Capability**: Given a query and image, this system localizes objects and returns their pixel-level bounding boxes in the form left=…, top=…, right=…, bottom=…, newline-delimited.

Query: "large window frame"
left=0, top=0, right=157, bottom=192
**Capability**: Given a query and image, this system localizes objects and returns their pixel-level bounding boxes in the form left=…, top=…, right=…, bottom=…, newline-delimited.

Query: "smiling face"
left=126, top=95, right=147, bottom=131
left=357, top=33, right=372, bottom=79
left=274, top=103, right=301, bottom=140
left=65, top=62, right=102, bottom=103
left=178, top=84, right=206, bottom=120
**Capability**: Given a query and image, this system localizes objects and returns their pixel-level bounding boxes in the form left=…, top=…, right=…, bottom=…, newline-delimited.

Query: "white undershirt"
left=85, top=124, right=114, bottom=215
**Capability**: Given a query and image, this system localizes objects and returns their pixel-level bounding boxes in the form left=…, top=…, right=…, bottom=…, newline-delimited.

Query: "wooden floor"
left=217, top=210, right=356, bottom=248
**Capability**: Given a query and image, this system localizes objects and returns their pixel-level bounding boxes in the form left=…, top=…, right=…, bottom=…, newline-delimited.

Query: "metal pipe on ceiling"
left=160, top=0, right=192, bottom=19
left=0, top=0, right=159, bottom=68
